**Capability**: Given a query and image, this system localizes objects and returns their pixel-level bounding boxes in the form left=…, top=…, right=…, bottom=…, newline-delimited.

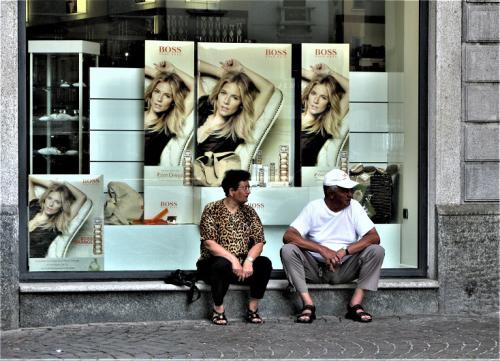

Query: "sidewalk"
left=1, top=315, right=498, bottom=359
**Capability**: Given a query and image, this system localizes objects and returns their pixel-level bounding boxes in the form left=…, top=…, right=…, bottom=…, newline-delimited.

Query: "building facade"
left=1, top=0, right=498, bottom=330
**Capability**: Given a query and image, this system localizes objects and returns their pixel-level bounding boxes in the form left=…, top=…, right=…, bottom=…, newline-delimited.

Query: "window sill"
left=20, top=278, right=439, bottom=293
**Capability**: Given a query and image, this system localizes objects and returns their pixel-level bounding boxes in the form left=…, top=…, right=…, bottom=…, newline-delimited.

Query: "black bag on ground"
left=164, top=269, right=200, bottom=304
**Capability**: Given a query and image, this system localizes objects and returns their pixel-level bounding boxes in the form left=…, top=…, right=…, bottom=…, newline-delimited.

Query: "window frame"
left=19, top=0, right=428, bottom=281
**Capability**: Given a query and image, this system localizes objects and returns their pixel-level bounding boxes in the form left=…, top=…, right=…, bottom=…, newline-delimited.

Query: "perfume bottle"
left=269, top=162, right=276, bottom=182
left=258, top=167, right=265, bottom=187
left=255, top=149, right=263, bottom=165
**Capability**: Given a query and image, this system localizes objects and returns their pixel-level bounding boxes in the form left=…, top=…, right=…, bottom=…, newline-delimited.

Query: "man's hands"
left=231, top=257, right=253, bottom=282
left=319, top=247, right=347, bottom=271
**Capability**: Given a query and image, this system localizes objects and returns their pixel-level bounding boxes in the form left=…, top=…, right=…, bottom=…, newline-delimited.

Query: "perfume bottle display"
left=183, top=150, right=193, bottom=186
left=251, top=150, right=263, bottom=187
left=339, top=151, right=348, bottom=174
left=279, top=145, right=289, bottom=183
left=93, top=218, right=103, bottom=256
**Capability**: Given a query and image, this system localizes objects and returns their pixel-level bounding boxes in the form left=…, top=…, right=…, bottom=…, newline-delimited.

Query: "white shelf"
left=28, top=40, right=100, bottom=55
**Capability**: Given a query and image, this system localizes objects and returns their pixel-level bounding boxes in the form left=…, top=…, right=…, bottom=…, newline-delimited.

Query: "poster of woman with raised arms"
left=300, top=43, right=350, bottom=186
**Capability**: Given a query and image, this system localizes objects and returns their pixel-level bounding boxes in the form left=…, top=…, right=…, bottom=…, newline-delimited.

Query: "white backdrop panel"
left=90, top=130, right=144, bottom=161
left=90, top=68, right=143, bottom=99
left=90, top=161, right=143, bottom=192
left=90, top=99, right=143, bottom=130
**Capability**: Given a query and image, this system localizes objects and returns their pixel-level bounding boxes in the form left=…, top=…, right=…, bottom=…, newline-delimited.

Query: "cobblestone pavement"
left=1, top=315, right=498, bottom=359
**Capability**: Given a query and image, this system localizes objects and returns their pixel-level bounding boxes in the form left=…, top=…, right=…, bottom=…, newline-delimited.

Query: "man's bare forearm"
left=345, top=228, right=380, bottom=255
left=283, top=227, right=327, bottom=254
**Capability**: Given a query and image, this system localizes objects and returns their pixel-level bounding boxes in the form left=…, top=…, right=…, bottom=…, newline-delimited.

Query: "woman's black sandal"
left=345, top=304, right=372, bottom=323
left=296, top=304, right=316, bottom=323
left=245, top=308, right=263, bottom=324
left=211, top=310, right=228, bottom=325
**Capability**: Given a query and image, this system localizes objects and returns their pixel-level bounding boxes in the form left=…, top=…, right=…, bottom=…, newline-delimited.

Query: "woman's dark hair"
left=221, top=169, right=251, bottom=196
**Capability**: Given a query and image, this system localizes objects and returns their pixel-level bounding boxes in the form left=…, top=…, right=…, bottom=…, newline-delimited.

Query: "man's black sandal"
left=211, top=310, right=228, bottom=325
left=345, top=304, right=372, bottom=323
left=296, top=304, right=316, bottom=323
left=245, top=308, right=263, bottom=324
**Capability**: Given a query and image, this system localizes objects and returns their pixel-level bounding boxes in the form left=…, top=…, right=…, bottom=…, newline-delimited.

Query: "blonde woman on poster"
left=196, top=58, right=275, bottom=158
left=301, top=63, right=349, bottom=166
left=28, top=177, right=87, bottom=258
left=144, top=60, right=195, bottom=166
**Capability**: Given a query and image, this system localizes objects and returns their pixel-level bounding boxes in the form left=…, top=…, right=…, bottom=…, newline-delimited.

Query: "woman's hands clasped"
left=231, top=257, right=253, bottom=282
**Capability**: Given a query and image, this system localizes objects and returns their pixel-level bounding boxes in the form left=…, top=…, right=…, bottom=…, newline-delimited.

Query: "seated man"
left=197, top=169, right=272, bottom=325
left=281, top=169, right=384, bottom=323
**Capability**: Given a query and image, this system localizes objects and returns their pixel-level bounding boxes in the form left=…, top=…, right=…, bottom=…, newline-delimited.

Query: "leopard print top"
left=199, top=199, right=265, bottom=262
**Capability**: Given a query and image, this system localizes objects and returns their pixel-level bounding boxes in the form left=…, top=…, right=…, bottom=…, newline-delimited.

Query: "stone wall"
left=432, top=0, right=500, bottom=316
left=462, top=0, right=500, bottom=202
left=0, top=0, right=19, bottom=330
left=437, top=205, right=499, bottom=314
left=19, top=287, right=438, bottom=327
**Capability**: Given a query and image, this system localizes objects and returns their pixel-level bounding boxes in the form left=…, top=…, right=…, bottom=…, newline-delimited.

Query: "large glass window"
left=23, top=0, right=423, bottom=276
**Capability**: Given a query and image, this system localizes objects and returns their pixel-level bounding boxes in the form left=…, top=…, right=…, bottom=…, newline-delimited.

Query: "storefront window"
left=24, top=0, right=421, bottom=275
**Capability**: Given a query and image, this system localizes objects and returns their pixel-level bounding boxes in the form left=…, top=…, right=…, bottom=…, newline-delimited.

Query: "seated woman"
left=144, top=61, right=194, bottom=166
left=196, top=59, right=275, bottom=160
left=28, top=177, right=87, bottom=258
left=197, top=170, right=272, bottom=325
left=301, top=63, right=349, bottom=166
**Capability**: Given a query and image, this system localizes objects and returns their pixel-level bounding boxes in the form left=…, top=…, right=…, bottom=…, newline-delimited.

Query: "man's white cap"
left=323, top=169, right=358, bottom=188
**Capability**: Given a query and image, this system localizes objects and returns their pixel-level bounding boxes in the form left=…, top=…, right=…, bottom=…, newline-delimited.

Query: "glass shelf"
left=29, top=40, right=99, bottom=174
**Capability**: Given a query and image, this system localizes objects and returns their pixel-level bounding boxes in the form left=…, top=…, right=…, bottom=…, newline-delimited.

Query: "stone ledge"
left=20, top=279, right=439, bottom=293
left=437, top=204, right=500, bottom=215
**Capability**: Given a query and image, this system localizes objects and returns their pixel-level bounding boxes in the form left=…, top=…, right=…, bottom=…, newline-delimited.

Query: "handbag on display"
left=104, top=181, right=144, bottom=225
left=350, top=164, right=398, bottom=223
left=193, top=151, right=241, bottom=186
left=369, top=173, right=394, bottom=223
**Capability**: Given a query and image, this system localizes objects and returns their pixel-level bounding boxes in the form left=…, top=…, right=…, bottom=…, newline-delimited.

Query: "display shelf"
left=29, top=40, right=99, bottom=174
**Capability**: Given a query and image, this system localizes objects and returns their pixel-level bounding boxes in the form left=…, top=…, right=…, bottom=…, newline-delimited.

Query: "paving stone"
left=1, top=315, right=498, bottom=359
